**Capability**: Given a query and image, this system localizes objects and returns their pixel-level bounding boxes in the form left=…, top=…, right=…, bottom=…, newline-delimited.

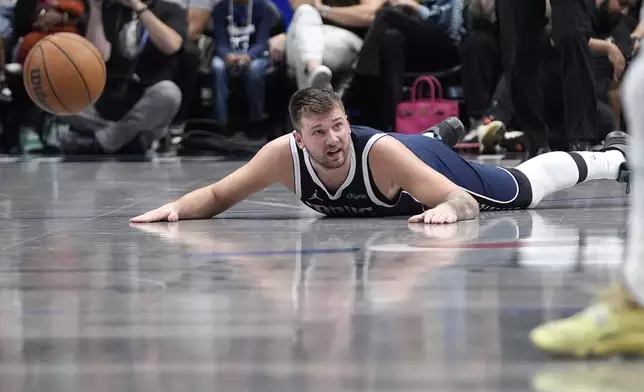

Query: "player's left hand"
left=408, top=204, right=458, bottom=225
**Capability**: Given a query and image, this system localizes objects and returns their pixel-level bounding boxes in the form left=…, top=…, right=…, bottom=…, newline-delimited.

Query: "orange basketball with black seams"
left=23, top=32, right=106, bottom=116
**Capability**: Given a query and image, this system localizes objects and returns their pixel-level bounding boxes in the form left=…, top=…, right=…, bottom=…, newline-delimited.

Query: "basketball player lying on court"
left=130, top=87, right=630, bottom=224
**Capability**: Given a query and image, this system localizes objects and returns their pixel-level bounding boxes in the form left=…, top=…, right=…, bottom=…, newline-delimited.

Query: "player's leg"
left=514, top=132, right=628, bottom=208
left=529, top=41, right=644, bottom=358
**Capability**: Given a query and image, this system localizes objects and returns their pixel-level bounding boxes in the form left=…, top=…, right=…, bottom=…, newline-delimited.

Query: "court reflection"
left=531, top=362, right=644, bottom=392
left=126, top=208, right=625, bottom=390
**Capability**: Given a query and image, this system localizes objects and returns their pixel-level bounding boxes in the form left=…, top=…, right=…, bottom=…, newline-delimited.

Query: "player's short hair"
left=289, top=87, right=345, bottom=131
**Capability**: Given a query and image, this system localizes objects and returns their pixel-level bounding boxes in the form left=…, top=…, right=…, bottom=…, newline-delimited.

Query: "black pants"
left=343, top=7, right=460, bottom=132
left=459, top=28, right=503, bottom=120
left=171, top=40, right=201, bottom=125
left=497, top=0, right=597, bottom=151
left=493, top=69, right=615, bottom=150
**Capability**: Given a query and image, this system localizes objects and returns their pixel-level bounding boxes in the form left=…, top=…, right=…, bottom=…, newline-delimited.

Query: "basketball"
left=23, top=32, right=107, bottom=116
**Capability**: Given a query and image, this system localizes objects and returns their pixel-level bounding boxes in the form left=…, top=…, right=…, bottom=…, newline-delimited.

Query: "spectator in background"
left=588, top=0, right=635, bottom=131
left=496, top=0, right=599, bottom=156
left=170, top=0, right=217, bottom=126
left=342, top=0, right=463, bottom=132
left=286, top=0, right=383, bottom=90
left=186, top=0, right=216, bottom=41
left=211, top=0, right=273, bottom=126
left=0, top=0, right=15, bottom=102
left=473, top=0, right=633, bottom=154
left=16, top=0, right=86, bottom=64
left=58, top=0, right=186, bottom=155
left=459, top=0, right=501, bottom=135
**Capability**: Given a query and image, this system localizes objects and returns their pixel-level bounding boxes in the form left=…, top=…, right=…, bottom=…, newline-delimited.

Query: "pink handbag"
left=396, top=75, right=459, bottom=134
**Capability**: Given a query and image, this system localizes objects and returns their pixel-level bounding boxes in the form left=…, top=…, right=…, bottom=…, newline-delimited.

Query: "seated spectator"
left=465, top=0, right=634, bottom=153
left=588, top=0, right=635, bottom=131
left=58, top=0, right=186, bottom=155
left=342, top=0, right=463, bottom=132
left=211, top=0, right=274, bottom=127
left=186, top=0, right=214, bottom=42
left=286, top=0, right=382, bottom=90
left=170, top=0, right=216, bottom=126
left=0, top=0, right=15, bottom=102
left=16, top=0, right=86, bottom=64
left=458, top=0, right=501, bottom=137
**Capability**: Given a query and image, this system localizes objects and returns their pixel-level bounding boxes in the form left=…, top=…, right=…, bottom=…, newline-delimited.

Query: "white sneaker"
left=307, top=65, right=332, bottom=89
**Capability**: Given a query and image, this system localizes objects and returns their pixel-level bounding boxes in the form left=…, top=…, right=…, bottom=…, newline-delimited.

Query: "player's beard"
left=311, top=145, right=350, bottom=170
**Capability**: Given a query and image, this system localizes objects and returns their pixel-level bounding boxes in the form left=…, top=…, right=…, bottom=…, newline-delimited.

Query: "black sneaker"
left=421, top=117, right=466, bottom=148
left=58, top=128, right=103, bottom=155
left=601, top=131, right=630, bottom=192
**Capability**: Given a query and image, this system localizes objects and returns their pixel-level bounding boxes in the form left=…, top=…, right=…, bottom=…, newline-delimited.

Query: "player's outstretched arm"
left=369, top=137, right=479, bottom=224
left=130, top=137, right=292, bottom=223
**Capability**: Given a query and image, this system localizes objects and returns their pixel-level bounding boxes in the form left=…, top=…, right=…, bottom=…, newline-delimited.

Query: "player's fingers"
left=168, top=210, right=179, bottom=222
left=408, top=212, right=426, bottom=223
left=130, top=209, right=168, bottom=223
left=423, top=211, right=435, bottom=224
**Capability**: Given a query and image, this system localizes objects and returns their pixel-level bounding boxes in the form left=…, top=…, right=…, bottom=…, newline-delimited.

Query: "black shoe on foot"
left=421, top=117, right=466, bottom=148
left=600, top=131, right=629, bottom=157
left=601, top=131, right=630, bottom=192
left=58, top=128, right=103, bottom=155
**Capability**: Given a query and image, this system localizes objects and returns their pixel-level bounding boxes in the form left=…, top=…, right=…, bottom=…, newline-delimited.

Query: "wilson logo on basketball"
left=29, top=68, right=51, bottom=111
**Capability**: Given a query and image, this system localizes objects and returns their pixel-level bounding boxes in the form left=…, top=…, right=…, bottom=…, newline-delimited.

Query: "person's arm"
left=85, top=1, right=112, bottom=61
left=589, top=37, right=625, bottom=81
left=130, top=137, right=293, bottom=223
left=631, top=3, right=644, bottom=53
left=187, top=0, right=215, bottom=41
left=369, top=136, right=480, bottom=224
left=314, top=0, right=385, bottom=28
left=126, top=0, right=184, bottom=55
left=247, top=2, right=272, bottom=59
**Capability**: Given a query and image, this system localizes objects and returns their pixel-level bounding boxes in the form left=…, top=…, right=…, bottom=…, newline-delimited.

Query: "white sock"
left=620, top=50, right=644, bottom=307
left=516, top=150, right=625, bottom=208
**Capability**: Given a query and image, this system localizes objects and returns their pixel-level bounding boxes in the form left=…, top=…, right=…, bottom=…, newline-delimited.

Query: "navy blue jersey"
left=288, top=126, right=532, bottom=217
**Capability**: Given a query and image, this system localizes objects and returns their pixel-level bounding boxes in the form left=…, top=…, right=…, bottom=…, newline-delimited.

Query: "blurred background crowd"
left=0, top=0, right=640, bottom=157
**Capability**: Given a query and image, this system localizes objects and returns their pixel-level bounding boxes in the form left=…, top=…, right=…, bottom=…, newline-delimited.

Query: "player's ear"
left=292, top=130, right=305, bottom=149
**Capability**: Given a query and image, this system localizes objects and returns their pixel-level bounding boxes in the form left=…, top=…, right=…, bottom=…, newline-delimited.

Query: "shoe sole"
left=479, top=121, right=506, bottom=153
left=309, top=68, right=332, bottom=89
left=531, top=333, right=644, bottom=358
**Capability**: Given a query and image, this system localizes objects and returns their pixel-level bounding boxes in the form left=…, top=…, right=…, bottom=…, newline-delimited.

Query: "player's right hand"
left=408, top=204, right=458, bottom=225
left=130, top=203, right=180, bottom=223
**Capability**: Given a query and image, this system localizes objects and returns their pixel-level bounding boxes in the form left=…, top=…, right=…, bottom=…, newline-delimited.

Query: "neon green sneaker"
left=530, top=284, right=644, bottom=357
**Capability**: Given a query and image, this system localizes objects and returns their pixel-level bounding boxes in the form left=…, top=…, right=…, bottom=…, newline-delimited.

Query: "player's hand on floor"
left=408, top=204, right=457, bottom=224
left=130, top=203, right=179, bottom=223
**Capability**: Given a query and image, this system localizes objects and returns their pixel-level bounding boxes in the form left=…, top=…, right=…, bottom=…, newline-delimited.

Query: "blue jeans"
left=211, top=56, right=268, bottom=124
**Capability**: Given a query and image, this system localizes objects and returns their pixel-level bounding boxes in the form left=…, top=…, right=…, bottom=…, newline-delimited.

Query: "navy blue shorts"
left=392, top=133, right=533, bottom=211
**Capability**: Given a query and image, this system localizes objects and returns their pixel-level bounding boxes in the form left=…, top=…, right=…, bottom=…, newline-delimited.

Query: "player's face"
left=297, top=107, right=351, bottom=170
